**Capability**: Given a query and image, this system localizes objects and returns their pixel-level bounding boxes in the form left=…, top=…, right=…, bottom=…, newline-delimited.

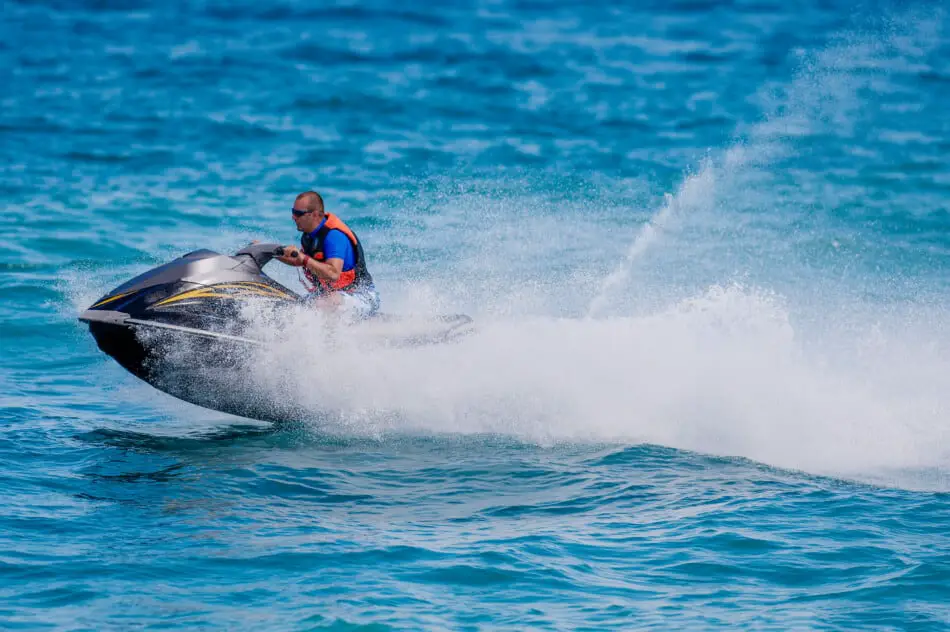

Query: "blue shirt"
left=306, top=219, right=355, bottom=271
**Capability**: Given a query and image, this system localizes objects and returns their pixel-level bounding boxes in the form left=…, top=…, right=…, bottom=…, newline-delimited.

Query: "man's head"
left=291, top=191, right=326, bottom=232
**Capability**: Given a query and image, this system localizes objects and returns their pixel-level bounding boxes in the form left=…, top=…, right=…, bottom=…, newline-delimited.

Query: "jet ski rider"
left=275, top=190, right=380, bottom=319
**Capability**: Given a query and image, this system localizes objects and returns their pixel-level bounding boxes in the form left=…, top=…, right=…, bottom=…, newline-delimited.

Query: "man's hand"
left=276, top=245, right=304, bottom=266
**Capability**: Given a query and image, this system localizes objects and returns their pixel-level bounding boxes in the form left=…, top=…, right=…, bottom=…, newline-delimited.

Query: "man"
left=276, top=190, right=380, bottom=320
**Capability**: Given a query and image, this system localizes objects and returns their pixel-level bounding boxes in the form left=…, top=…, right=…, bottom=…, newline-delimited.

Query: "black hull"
left=84, top=313, right=475, bottom=424
left=88, top=321, right=151, bottom=381
left=88, top=320, right=303, bottom=423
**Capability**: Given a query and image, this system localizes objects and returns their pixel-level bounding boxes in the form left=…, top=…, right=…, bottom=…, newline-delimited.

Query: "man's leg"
left=338, top=287, right=380, bottom=321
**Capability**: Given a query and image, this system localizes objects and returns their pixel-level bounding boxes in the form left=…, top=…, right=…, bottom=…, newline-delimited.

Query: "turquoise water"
left=3, top=1, right=950, bottom=629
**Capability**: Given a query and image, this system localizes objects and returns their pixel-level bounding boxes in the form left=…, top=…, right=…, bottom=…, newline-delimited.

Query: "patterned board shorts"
left=338, top=286, right=381, bottom=320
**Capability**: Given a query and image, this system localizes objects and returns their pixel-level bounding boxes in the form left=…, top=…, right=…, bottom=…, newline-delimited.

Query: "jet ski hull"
left=79, top=243, right=474, bottom=422
left=88, top=318, right=150, bottom=381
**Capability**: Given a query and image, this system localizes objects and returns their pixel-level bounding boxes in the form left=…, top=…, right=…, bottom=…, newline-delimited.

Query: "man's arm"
left=302, top=256, right=342, bottom=282
left=303, top=230, right=351, bottom=283
left=275, top=247, right=342, bottom=281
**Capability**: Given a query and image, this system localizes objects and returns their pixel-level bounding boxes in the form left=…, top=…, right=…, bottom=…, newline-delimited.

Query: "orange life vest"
left=300, top=213, right=374, bottom=293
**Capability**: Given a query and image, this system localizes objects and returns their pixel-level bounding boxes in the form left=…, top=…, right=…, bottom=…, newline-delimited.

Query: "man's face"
left=292, top=204, right=323, bottom=232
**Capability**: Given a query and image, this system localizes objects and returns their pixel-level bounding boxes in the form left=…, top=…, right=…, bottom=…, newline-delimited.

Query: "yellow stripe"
left=154, top=290, right=224, bottom=307
left=91, top=290, right=135, bottom=308
left=153, top=283, right=294, bottom=307
left=94, top=282, right=293, bottom=310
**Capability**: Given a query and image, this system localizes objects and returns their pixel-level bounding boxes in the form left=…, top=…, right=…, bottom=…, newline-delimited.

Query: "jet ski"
left=78, top=242, right=473, bottom=421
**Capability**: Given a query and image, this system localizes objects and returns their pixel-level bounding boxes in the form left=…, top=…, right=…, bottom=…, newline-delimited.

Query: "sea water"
left=2, top=1, right=949, bottom=629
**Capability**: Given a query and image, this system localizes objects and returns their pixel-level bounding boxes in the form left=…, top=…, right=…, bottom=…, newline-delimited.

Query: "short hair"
left=295, top=191, right=324, bottom=213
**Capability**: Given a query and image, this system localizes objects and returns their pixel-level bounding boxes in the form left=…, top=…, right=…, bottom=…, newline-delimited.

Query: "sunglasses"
left=291, top=208, right=314, bottom=217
